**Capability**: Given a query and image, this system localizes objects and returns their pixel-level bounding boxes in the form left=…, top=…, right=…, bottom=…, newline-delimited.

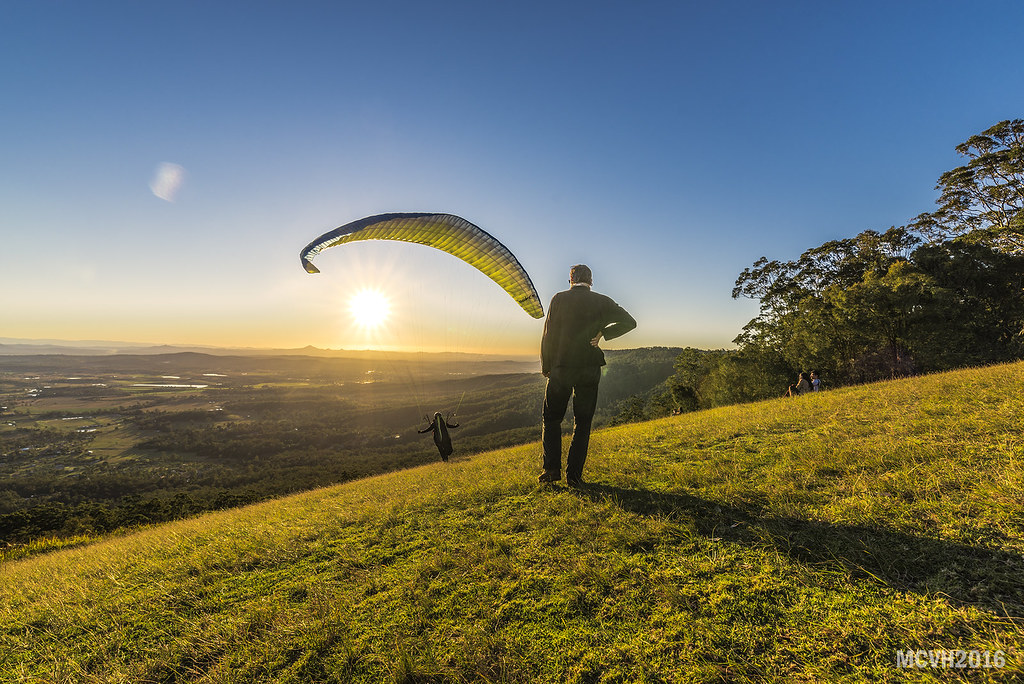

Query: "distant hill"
left=0, top=338, right=537, bottom=362
left=3, top=361, right=1022, bottom=680
left=0, top=349, right=540, bottom=378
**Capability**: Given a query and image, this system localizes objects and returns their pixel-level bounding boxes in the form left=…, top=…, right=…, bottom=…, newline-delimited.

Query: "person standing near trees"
left=539, top=264, right=636, bottom=486
left=786, top=372, right=811, bottom=397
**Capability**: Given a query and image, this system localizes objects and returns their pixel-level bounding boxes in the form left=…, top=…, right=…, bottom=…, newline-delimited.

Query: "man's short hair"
left=569, top=264, right=592, bottom=285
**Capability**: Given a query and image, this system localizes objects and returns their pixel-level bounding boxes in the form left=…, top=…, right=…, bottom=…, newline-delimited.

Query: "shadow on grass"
left=567, top=482, right=1024, bottom=620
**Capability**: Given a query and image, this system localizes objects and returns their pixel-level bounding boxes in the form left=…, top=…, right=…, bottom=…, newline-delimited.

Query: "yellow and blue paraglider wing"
left=299, top=212, right=543, bottom=319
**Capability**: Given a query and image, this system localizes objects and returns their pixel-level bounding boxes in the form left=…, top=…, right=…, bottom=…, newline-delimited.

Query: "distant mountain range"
left=0, top=338, right=536, bottom=363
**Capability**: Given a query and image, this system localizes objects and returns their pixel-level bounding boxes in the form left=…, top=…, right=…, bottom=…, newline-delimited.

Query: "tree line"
left=618, top=120, right=1024, bottom=420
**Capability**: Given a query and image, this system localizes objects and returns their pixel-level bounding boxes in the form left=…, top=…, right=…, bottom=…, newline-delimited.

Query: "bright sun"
left=348, top=288, right=391, bottom=329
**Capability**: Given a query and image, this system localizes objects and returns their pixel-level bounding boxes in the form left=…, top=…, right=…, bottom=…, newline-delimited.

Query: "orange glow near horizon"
left=2, top=240, right=550, bottom=356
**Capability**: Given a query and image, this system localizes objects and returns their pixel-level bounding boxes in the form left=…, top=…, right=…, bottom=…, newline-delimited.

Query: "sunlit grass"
left=0, top=534, right=104, bottom=564
left=2, top=363, right=1024, bottom=680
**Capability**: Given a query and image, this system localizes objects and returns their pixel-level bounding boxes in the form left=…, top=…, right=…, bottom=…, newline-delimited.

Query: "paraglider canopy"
left=300, top=212, right=544, bottom=319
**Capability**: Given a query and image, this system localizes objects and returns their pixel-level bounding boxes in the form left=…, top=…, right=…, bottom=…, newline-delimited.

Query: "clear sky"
left=3, top=1, right=1023, bottom=355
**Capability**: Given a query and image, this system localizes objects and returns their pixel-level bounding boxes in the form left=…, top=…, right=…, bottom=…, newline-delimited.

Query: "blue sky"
left=3, top=1, right=1023, bottom=354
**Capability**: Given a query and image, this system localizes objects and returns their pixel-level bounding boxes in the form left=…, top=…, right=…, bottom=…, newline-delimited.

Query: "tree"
left=909, top=241, right=1024, bottom=368
left=671, top=347, right=726, bottom=408
left=824, top=260, right=934, bottom=379
left=733, top=227, right=924, bottom=383
left=912, top=119, right=1024, bottom=254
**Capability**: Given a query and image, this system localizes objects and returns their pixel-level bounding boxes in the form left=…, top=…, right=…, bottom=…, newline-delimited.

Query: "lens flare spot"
left=150, top=162, right=185, bottom=202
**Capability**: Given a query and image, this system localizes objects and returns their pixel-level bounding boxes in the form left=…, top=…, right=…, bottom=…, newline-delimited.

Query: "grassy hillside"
left=2, top=363, right=1023, bottom=682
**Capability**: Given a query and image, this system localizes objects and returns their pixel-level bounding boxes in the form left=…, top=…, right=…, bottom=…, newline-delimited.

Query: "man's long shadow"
left=569, top=483, right=1024, bottom=619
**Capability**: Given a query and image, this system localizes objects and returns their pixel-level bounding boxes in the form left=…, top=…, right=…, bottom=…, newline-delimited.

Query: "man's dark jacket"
left=541, top=285, right=637, bottom=375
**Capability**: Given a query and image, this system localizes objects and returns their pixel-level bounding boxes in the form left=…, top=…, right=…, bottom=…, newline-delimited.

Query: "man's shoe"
left=566, top=476, right=584, bottom=487
left=538, top=471, right=561, bottom=483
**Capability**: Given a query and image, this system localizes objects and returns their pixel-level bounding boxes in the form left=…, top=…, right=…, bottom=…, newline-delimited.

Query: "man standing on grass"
left=539, top=264, right=636, bottom=486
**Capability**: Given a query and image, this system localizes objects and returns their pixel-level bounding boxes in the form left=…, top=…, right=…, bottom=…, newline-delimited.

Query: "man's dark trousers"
left=542, top=365, right=602, bottom=480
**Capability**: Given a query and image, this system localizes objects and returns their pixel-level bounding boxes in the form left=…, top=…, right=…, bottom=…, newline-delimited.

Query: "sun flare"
left=348, top=288, right=391, bottom=329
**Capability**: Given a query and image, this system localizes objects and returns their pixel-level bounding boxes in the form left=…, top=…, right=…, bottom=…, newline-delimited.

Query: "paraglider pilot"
left=419, top=411, right=459, bottom=461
